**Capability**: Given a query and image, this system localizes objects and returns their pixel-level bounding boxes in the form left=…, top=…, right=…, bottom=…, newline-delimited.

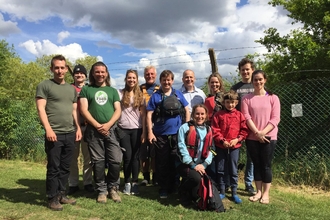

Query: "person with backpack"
left=139, top=65, right=159, bottom=186
left=146, top=70, right=190, bottom=199
left=212, top=90, right=249, bottom=204
left=176, top=104, right=213, bottom=205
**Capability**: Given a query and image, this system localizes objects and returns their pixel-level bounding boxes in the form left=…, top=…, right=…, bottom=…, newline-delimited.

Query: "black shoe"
left=67, top=186, right=79, bottom=195
left=238, top=163, right=245, bottom=171
left=84, top=184, right=95, bottom=192
left=245, top=186, right=256, bottom=195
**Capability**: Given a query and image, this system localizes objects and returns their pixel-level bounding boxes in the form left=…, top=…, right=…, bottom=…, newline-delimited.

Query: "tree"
left=256, top=0, right=330, bottom=83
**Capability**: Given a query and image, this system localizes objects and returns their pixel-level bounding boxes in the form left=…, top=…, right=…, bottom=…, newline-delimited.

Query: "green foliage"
left=256, top=0, right=330, bottom=83
left=274, top=147, right=330, bottom=189
left=0, top=100, right=17, bottom=159
left=271, top=77, right=330, bottom=188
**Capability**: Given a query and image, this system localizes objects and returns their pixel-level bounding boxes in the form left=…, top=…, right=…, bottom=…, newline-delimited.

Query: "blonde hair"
left=207, top=72, right=224, bottom=95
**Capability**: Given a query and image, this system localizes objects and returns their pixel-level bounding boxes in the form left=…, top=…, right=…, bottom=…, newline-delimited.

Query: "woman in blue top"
left=176, top=104, right=213, bottom=204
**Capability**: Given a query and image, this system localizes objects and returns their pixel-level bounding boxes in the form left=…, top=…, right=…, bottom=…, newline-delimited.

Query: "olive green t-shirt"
left=80, top=85, right=120, bottom=124
left=36, top=79, right=77, bottom=134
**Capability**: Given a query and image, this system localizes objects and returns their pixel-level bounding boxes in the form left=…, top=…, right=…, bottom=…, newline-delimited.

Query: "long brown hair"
left=89, top=61, right=111, bottom=86
left=121, top=69, right=144, bottom=109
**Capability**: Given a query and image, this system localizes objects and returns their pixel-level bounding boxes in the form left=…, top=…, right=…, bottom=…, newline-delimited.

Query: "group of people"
left=35, top=55, right=280, bottom=211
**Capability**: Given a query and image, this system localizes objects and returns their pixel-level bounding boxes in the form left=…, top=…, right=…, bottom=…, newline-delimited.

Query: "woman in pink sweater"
left=241, top=70, right=280, bottom=204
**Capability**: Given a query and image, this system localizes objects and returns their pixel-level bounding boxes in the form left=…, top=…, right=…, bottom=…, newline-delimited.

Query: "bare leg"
left=249, top=180, right=262, bottom=202
left=260, top=182, right=271, bottom=204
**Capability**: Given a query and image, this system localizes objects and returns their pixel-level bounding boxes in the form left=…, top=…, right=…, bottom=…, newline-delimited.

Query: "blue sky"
left=0, top=0, right=300, bottom=89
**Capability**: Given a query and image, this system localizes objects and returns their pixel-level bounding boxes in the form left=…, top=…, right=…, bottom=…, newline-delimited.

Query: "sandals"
left=248, top=196, right=261, bottom=202
left=259, top=198, right=269, bottom=204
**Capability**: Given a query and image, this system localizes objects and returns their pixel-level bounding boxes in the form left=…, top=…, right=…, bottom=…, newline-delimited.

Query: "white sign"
left=291, top=104, right=303, bottom=117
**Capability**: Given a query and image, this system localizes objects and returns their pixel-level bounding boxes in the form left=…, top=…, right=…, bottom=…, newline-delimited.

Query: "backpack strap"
left=185, top=121, right=200, bottom=158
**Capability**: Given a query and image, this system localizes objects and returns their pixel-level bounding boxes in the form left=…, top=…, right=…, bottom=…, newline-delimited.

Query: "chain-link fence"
left=271, top=77, right=330, bottom=187
left=3, top=76, right=330, bottom=187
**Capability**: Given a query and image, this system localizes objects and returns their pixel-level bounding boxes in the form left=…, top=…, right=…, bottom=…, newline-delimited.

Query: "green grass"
left=0, top=160, right=329, bottom=220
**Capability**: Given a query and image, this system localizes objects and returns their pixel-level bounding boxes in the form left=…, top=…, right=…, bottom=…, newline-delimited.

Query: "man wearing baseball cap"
left=68, top=64, right=94, bottom=195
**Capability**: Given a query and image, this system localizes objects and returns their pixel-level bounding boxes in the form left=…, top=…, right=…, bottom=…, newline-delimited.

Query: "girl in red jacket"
left=211, top=90, right=249, bottom=204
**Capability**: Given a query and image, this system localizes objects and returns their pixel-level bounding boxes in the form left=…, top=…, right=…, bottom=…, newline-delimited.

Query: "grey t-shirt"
left=36, top=79, right=77, bottom=133
left=231, top=81, right=254, bottom=111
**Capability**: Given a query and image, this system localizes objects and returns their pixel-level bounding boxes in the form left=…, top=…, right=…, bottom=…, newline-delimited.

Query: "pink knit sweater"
left=241, top=94, right=281, bottom=140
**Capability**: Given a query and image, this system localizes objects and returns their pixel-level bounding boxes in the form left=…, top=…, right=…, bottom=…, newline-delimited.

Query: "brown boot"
left=109, top=186, right=121, bottom=203
left=48, top=196, right=63, bottom=211
left=97, top=193, right=107, bottom=203
left=58, top=191, right=76, bottom=205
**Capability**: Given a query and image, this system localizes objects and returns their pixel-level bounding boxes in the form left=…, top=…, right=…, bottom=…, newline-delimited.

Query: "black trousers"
left=176, top=163, right=201, bottom=200
left=45, top=132, right=75, bottom=198
left=246, top=139, right=277, bottom=183
left=155, top=134, right=178, bottom=192
left=120, top=128, right=142, bottom=183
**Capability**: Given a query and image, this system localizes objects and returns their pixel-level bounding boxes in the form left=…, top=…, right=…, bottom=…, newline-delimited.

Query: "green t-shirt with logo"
left=36, top=79, right=78, bottom=134
left=80, top=85, right=120, bottom=124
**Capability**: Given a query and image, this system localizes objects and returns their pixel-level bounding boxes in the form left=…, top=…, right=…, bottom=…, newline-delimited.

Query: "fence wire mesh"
left=3, top=76, right=330, bottom=186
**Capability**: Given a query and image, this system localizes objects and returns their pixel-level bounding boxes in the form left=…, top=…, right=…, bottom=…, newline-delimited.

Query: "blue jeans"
left=243, top=142, right=254, bottom=189
left=215, top=147, right=240, bottom=194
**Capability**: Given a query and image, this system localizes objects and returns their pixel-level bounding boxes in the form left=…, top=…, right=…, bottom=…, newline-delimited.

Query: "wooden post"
left=208, top=48, right=218, bottom=73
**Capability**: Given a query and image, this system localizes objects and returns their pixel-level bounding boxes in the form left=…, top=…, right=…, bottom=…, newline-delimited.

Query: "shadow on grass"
left=0, top=179, right=45, bottom=206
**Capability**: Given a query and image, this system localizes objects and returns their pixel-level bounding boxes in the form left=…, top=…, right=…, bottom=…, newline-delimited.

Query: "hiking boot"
left=48, top=196, right=63, bottom=211
left=109, top=187, right=122, bottom=203
left=123, top=183, right=131, bottom=195
left=67, top=186, right=79, bottom=195
left=131, top=183, right=139, bottom=195
left=59, top=191, right=76, bottom=205
left=232, top=194, right=242, bottom=204
left=97, top=193, right=107, bottom=203
left=84, top=184, right=95, bottom=192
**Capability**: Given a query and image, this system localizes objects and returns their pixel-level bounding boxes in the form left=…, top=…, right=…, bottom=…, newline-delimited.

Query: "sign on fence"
left=291, top=104, right=303, bottom=117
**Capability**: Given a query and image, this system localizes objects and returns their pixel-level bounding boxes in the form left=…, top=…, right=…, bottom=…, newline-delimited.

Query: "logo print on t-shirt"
left=95, top=91, right=108, bottom=105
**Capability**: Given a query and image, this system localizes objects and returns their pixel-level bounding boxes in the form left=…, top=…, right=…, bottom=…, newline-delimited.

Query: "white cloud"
left=19, top=39, right=89, bottom=63
left=1, top=0, right=302, bottom=89
left=57, top=31, right=70, bottom=44
left=0, top=13, right=20, bottom=36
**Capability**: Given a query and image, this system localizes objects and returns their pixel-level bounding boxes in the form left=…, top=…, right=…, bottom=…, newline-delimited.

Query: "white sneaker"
left=123, top=183, right=131, bottom=195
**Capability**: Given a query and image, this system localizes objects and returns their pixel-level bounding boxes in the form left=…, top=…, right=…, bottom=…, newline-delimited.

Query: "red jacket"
left=211, top=109, right=248, bottom=149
